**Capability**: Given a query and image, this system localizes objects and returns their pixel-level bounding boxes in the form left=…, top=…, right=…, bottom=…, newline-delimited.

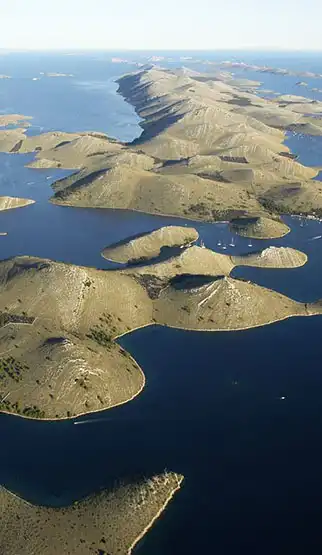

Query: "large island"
left=1, top=67, right=322, bottom=226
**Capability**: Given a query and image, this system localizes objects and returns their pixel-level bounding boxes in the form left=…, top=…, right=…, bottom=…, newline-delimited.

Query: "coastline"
left=0, top=345, right=147, bottom=422
left=127, top=475, right=184, bottom=555
left=2, top=309, right=320, bottom=424
left=0, top=472, right=184, bottom=555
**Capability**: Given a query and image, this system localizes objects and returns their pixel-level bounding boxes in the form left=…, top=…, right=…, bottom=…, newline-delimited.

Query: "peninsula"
left=1, top=67, right=322, bottom=227
left=1, top=472, right=183, bottom=555
left=0, top=196, right=35, bottom=211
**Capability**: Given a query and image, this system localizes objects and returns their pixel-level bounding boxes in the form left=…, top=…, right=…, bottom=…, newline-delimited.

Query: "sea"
left=1, top=50, right=322, bottom=554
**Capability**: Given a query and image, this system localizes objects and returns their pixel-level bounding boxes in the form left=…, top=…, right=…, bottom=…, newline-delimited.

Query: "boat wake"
left=74, top=417, right=111, bottom=425
left=308, top=235, right=322, bottom=241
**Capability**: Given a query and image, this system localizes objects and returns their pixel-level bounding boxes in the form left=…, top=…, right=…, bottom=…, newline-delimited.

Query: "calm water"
left=1, top=52, right=322, bottom=555
left=0, top=52, right=142, bottom=138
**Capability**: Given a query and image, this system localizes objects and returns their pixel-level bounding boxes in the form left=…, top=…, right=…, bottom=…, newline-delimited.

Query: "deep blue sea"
left=1, top=51, right=322, bottom=555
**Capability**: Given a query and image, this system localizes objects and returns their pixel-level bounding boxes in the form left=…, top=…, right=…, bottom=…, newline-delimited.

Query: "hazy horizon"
left=1, top=0, right=321, bottom=51
left=1, top=47, right=322, bottom=53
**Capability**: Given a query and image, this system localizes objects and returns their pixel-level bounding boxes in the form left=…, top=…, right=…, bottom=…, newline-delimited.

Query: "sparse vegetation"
left=0, top=398, right=45, bottom=418
left=0, top=311, right=34, bottom=327
left=0, top=356, right=28, bottom=382
left=86, top=325, right=113, bottom=346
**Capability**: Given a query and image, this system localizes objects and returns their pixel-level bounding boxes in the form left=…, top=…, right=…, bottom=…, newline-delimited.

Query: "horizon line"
left=1, top=47, right=322, bottom=53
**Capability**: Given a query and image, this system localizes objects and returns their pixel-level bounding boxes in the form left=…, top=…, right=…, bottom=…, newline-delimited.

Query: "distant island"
left=205, top=59, right=322, bottom=80
left=0, top=113, right=32, bottom=127
left=45, top=72, right=74, bottom=77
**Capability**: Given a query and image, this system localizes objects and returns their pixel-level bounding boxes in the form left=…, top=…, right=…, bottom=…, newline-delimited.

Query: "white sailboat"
left=248, top=240, right=253, bottom=247
left=217, top=239, right=222, bottom=247
left=229, top=237, right=235, bottom=247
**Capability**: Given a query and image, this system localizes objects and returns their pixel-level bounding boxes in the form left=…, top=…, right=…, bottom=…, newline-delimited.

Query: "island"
left=0, top=196, right=35, bottom=211
left=229, top=216, right=290, bottom=239
left=232, top=246, right=307, bottom=268
left=1, top=66, right=322, bottom=226
left=46, top=72, right=74, bottom=77
left=208, top=60, right=322, bottom=80
left=0, top=114, right=32, bottom=127
left=102, top=226, right=199, bottom=264
left=0, top=235, right=315, bottom=421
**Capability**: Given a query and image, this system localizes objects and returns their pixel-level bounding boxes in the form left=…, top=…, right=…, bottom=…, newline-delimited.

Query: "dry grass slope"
left=0, top=240, right=314, bottom=420
left=0, top=472, right=183, bottom=555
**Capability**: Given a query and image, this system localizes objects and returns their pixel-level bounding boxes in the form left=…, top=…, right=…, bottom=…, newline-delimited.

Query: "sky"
left=1, top=0, right=322, bottom=51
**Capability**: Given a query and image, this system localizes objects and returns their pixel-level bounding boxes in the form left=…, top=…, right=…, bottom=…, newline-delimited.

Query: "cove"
left=1, top=317, right=322, bottom=554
